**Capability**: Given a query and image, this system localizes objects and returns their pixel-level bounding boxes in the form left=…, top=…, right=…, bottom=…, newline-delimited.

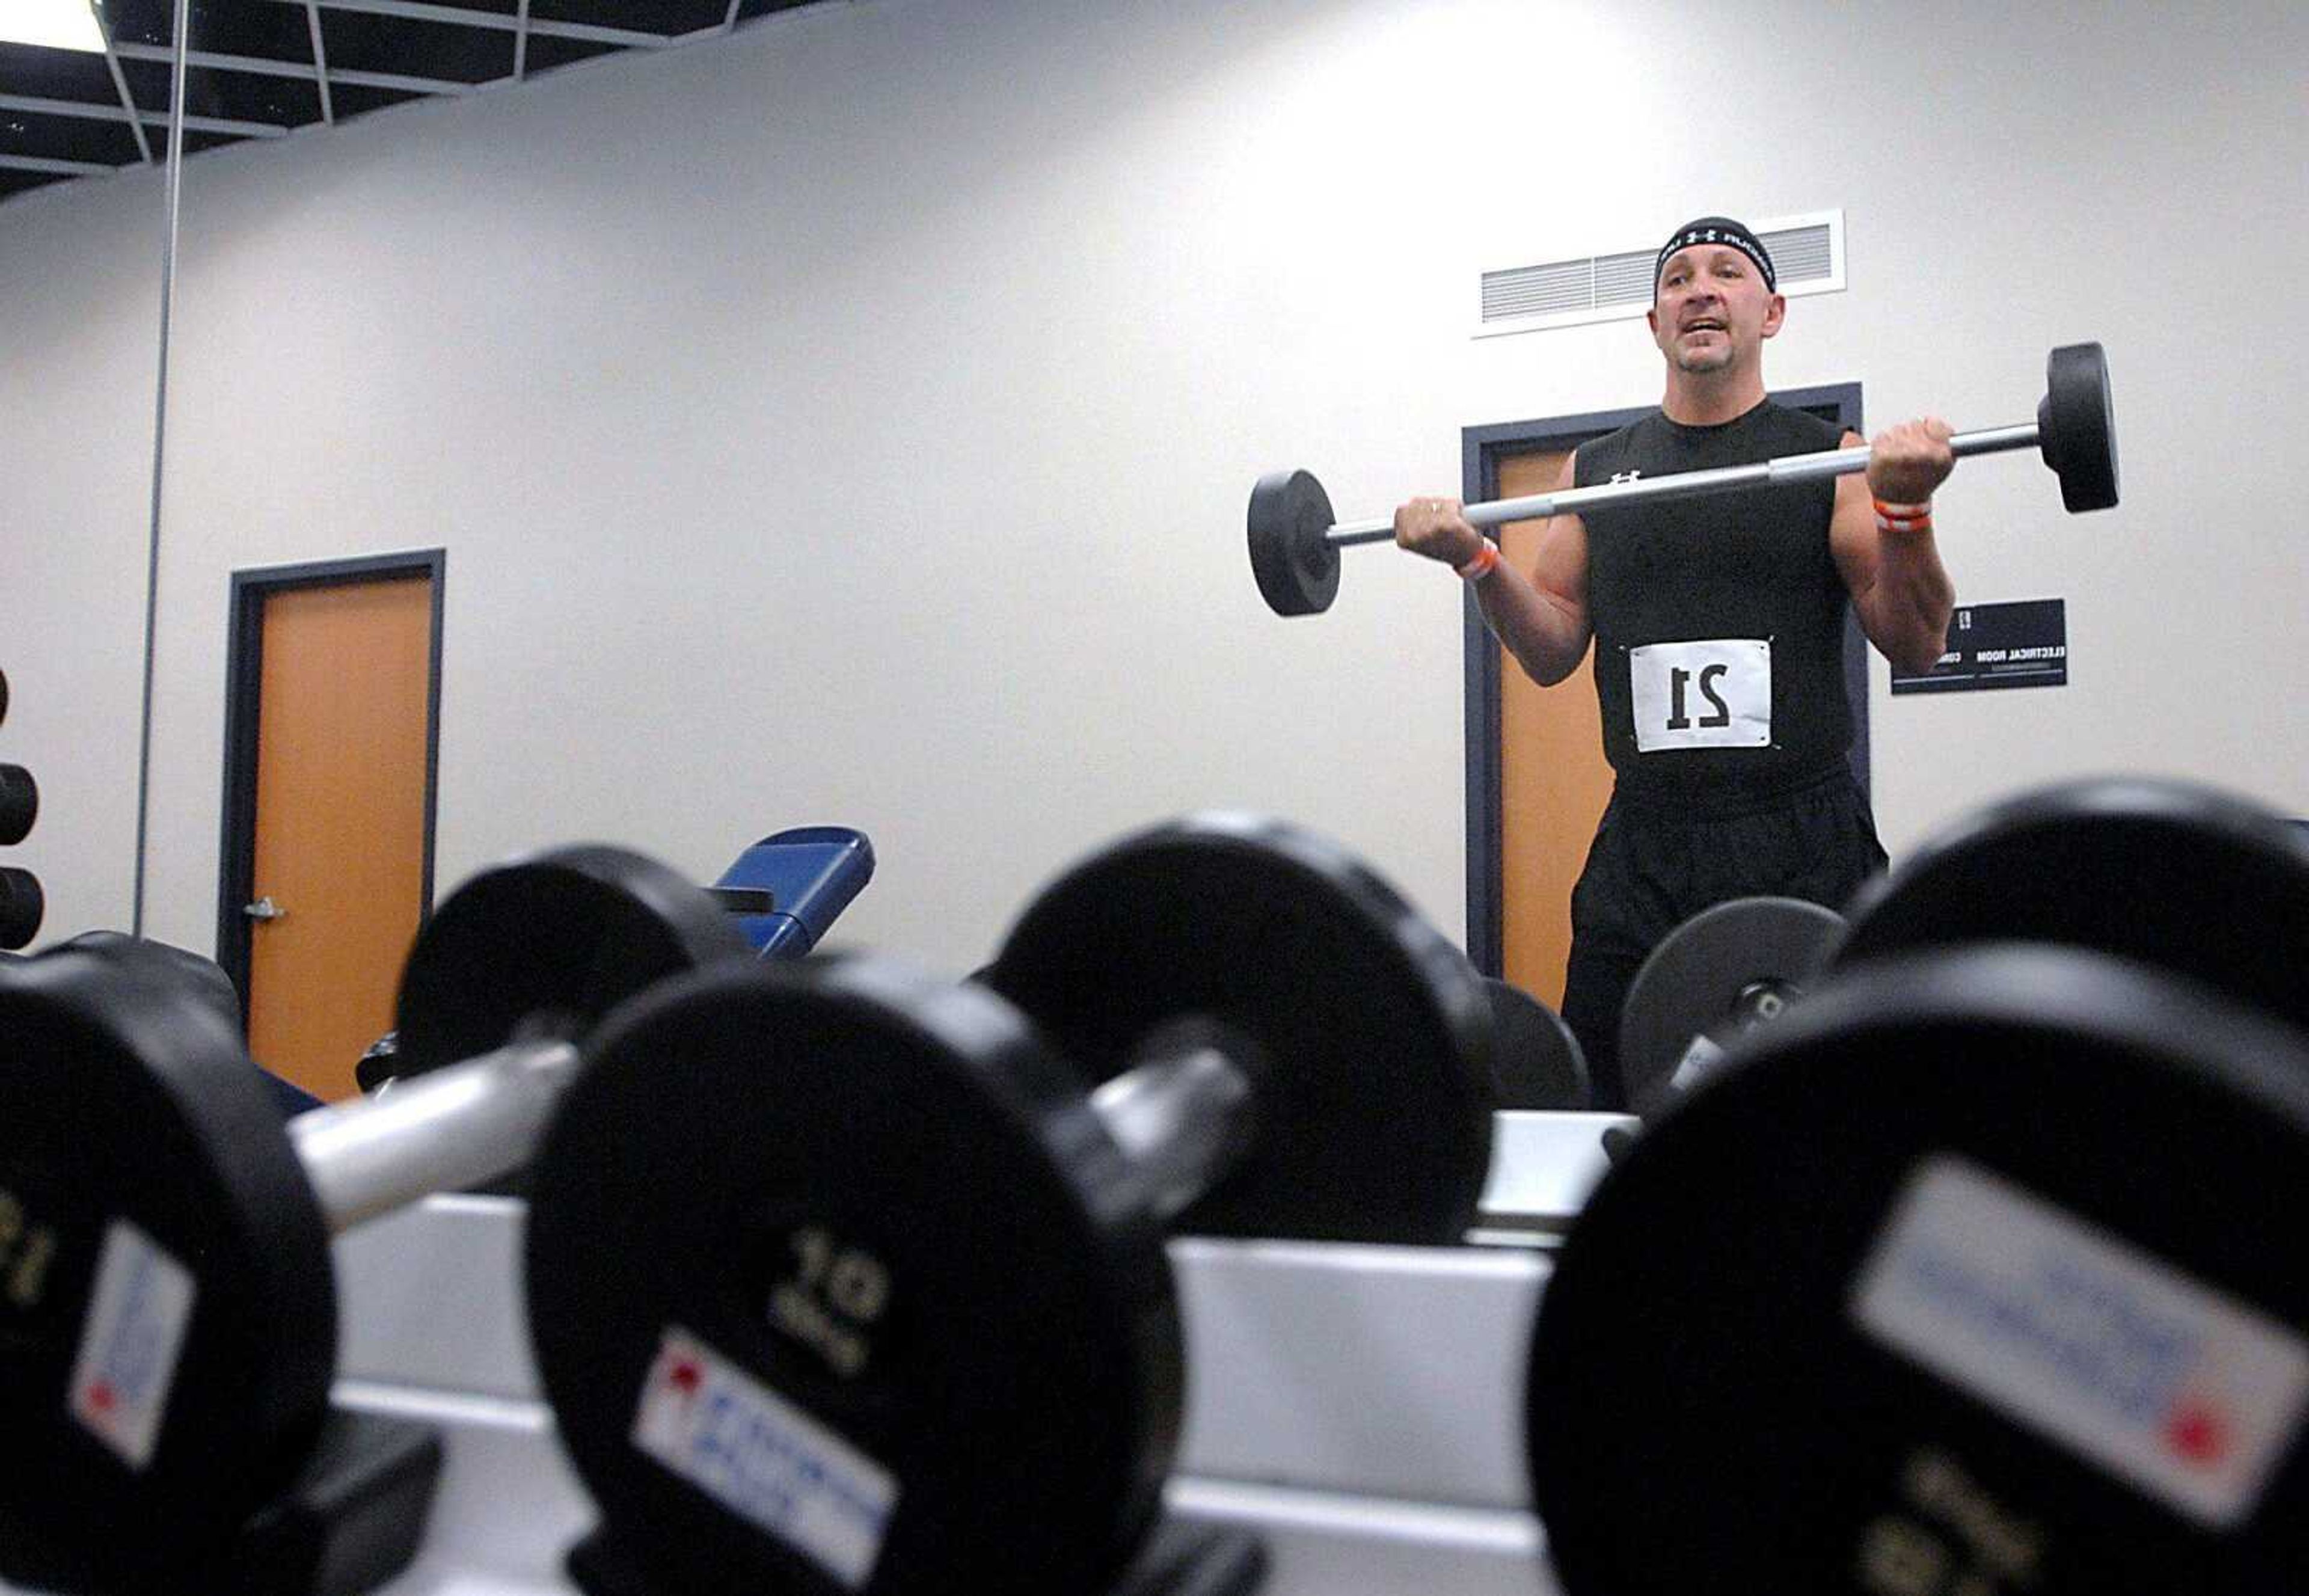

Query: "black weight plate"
left=1482, top=976, right=1591, bottom=1110
left=1530, top=944, right=2309, bottom=1596
left=1247, top=469, right=1341, bottom=616
left=986, top=814, right=1494, bottom=1243
left=0, top=865, right=42, bottom=950
left=1618, top=896, right=1844, bottom=1120
left=2041, top=342, right=2119, bottom=512
left=393, top=843, right=748, bottom=1076
left=0, top=763, right=34, bottom=846
left=0, top=951, right=334, bottom=1591
left=1835, top=778, right=2309, bottom=1034
left=527, top=957, right=1182, bottom=1596
left=0, top=666, right=9, bottom=726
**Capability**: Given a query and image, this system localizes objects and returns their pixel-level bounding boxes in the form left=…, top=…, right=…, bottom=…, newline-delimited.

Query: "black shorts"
left=1559, top=765, right=1887, bottom=1111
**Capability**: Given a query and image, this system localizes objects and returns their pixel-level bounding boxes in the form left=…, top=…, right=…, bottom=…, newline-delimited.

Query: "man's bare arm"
left=1393, top=451, right=1593, bottom=686
left=1830, top=424, right=1956, bottom=678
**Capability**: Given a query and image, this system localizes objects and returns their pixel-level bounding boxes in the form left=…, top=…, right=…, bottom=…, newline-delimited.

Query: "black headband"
left=1654, top=217, right=1776, bottom=294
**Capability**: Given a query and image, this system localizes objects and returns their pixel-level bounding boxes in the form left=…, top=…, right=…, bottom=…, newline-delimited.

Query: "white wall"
left=0, top=162, right=165, bottom=942
left=5, top=0, right=2305, bottom=971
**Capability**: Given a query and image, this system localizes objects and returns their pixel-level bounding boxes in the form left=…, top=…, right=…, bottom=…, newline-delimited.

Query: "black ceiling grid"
left=0, top=0, right=827, bottom=206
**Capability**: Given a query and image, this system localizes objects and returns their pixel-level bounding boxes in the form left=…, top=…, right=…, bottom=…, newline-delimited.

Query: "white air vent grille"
left=1591, top=250, right=1659, bottom=307
left=1762, top=221, right=1835, bottom=284
left=1480, top=259, right=1594, bottom=321
left=1477, top=210, right=1845, bottom=337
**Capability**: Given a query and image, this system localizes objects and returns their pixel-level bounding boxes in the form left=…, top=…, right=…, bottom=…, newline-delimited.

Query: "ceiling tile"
left=319, top=8, right=512, bottom=85
left=536, top=0, right=724, bottom=32
left=0, top=108, right=143, bottom=166
left=0, top=41, right=117, bottom=102
left=520, top=32, right=621, bottom=73
left=118, top=60, right=324, bottom=127
left=183, top=1, right=321, bottom=62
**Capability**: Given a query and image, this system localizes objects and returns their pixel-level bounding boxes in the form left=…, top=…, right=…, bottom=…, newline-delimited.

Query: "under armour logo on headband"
left=1654, top=216, right=1776, bottom=295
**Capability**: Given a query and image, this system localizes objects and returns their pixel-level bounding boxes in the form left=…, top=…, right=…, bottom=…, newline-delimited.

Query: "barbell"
left=1250, top=342, right=2118, bottom=616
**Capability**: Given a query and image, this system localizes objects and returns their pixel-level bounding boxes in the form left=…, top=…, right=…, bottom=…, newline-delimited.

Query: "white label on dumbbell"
left=1629, top=639, right=1771, bottom=752
left=631, top=1325, right=897, bottom=1588
left=1851, top=1155, right=2309, bottom=1528
left=66, top=1219, right=197, bottom=1472
left=1668, top=1032, right=1728, bottom=1093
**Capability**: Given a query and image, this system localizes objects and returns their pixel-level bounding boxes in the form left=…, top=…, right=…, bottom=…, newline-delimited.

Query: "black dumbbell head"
left=527, top=956, right=1183, bottom=1596
left=1531, top=944, right=2309, bottom=1595
left=391, top=843, right=749, bottom=1079
left=1619, top=896, right=1844, bottom=1119
left=1482, top=975, right=1591, bottom=1110
left=1835, top=778, right=2309, bottom=1036
left=985, top=812, right=1495, bottom=1242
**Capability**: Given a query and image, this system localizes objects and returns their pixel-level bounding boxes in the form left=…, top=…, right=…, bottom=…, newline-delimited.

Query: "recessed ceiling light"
left=0, top=1, right=105, bottom=54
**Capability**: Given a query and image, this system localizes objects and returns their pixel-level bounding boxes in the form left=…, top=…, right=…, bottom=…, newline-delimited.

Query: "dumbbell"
left=524, top=813, right=1495, bottom=1596
left=0, top=844, right=747, bottom=1592
left=1615, top=895, right=1845, bottom=1119
left=1525, top=780, right=2309, bottom=1595
left=1253, top=343, right=2120, bottom=615
left=1482, top=974, right=1591, bottom=1109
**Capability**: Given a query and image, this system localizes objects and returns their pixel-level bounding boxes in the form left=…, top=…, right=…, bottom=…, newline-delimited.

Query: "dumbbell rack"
left=0, top=1113, right=1621, bottom=1596
left=14, top=1113, right=1619, bottom=1596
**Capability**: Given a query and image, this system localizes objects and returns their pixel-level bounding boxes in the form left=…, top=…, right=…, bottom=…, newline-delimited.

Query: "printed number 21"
left=1666, top=664, right=1731, bottom=731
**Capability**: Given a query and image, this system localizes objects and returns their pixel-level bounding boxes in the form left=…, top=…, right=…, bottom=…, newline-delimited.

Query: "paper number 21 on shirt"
left=1630, top=639, right=1771, bottom=752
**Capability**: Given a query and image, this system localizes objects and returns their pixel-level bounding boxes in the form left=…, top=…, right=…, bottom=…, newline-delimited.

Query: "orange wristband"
left=1872, top=497, right=1933, bottom=534
left=1455, top=544, right=1500, bottom=582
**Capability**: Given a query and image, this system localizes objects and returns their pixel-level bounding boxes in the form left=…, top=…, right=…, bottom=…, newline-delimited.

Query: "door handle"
left=244, top=895, right=287, bottom=923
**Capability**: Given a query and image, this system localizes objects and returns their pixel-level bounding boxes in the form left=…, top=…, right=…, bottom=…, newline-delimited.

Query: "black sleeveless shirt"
left=1575, top=399, right=1853, bottom=803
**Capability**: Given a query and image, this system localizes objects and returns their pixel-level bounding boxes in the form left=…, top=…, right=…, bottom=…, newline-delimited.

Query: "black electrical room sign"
left=1891, top=598, right=2067, bottom=695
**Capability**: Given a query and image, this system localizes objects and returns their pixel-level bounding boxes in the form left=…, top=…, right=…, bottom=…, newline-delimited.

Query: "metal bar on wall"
left=132, top=0, right=195, bottom=938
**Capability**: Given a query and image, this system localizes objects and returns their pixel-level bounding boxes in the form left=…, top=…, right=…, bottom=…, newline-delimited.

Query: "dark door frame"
left=215, top=550, right=446, bottom=1019
left=1459, top=384, right=1865, bottom=975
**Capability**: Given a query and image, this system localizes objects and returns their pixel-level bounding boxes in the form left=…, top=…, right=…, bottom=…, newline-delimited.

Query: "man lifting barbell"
left=1395, top=216, right=1957, bottom=1109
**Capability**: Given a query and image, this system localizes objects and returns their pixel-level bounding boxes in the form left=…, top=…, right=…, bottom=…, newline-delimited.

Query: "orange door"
left=1494, top=450, right=1614, bottom=1007
left=244, top=578, right=433, bottom=1101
